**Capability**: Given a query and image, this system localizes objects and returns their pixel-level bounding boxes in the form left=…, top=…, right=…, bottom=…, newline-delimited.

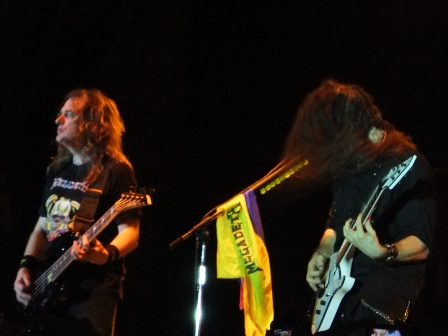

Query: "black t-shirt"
left=39, top=158, right=140, bottom=245
left=38, top=157, right=141, bottom=290
left=325, top=150, right=436, bottom=319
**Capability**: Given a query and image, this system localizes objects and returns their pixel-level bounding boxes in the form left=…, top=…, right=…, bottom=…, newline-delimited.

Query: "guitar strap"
left=72, top=158, right=112, bottom=232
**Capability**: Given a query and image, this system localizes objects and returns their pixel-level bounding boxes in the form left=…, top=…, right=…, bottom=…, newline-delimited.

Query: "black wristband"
left=384, top=243, right=398, bottom=263
left=19, top=255, right=38, bottom=272
left=105, top=244, right=120, bottom=264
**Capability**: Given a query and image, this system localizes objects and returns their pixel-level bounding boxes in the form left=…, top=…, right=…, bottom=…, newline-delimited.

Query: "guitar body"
left=311, top=246, right=356, bottom=334
left=19, top=233, right=82, bottom=335
left=31, top=232, right=80, bottom=311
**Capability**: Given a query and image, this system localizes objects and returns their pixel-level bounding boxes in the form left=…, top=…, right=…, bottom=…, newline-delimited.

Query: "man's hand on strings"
left=306, top=229, right=335, bottom=292
left=306, top=252, right=328, bottom=292
left=14, top=268, right=33, bottom=306
left=343, top=213, right=387, bottom=260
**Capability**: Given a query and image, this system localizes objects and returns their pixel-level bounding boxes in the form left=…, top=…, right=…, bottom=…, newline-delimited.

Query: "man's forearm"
left=110, top=219, right=140, bottom=257
left=24, top=229, right=47, bottom=260
left=391, top=235, right=429, bottom=262
left=315, top=228, right=336, bottom=258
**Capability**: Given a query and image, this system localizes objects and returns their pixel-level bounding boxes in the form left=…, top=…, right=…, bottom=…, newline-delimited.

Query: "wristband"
left=384, top=243, right=398, bottom=263
left=19, top=255, right=38, bottom=272
left=105, top=244, right=120, bottom=264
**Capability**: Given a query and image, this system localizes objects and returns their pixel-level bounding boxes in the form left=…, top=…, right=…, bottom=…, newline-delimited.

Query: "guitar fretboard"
left=335, top=184, right=384, bottom=266
left=32, top=195, right=148, bottom=298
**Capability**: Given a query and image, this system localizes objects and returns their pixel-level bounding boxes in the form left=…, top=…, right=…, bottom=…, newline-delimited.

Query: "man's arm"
left=393, top=235, right=428, bottom=261
left=110, top=217, right=140, bottom=256
left=14, top=216, right=48, bottom=306
left=343, top=214, right=429, bottom=262
left=72, top=217, right=140, bottom=265
left=23, top=216, right=48, bottom=259
left=314, top=228, right=336, bottom=259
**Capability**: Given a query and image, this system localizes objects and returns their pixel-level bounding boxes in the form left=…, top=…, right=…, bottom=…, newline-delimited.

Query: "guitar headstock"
left=381, top=155, right=417, bottom=190
left=120, top=187, right=154, bottom=208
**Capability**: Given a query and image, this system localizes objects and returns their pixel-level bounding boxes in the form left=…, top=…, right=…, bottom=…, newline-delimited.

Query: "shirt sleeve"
left=104, top=161, right=143, bottom=224
left=383, top=154, right=436, bottom=248
left=38, top=172, right=56, bottom=218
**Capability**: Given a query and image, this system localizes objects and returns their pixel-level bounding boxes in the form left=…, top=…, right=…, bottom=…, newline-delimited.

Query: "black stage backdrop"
left=1, top=1, right=447, bottom=335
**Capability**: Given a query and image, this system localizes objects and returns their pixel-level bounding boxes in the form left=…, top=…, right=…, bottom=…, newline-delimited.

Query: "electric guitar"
left=22, top=189, right=152, bottom=313
left=311, top=155, right=417, bottom=334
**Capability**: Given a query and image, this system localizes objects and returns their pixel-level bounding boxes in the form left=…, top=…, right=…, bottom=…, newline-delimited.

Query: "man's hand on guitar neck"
left=343, top=213, right=387, bottom=260
left=71, top=218, right=140, bottom=265
left=72, top=235, right=109, bottom=265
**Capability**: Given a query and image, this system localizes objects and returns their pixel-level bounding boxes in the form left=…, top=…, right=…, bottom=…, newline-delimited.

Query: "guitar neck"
left=82, top=205, right=118, bottom=244
left=28, top=191, right=150, bottom=309
left=335, top=185, right=385, bottom=265
left=312, top=156, right=416, bottom=334
left=33, top=203, right=121, bottom=297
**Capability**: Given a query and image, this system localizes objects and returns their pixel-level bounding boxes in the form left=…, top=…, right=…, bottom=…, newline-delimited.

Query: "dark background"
left=1, top=1, right=447, bottom=335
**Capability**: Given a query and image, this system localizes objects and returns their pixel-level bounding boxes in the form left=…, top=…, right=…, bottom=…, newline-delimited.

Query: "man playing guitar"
left=283, top=80, right=436, bottom=335
left=14, top=89, right=144, bottom=336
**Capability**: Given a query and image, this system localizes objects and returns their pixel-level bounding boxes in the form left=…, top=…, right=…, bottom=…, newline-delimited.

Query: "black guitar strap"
left=72, top=159, right=111, bottom=231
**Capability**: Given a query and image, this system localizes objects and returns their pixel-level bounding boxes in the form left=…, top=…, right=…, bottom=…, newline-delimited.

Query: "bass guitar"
left=311, top=155, right=417, bottom=334
left=22, top=189, right=152, bottom=313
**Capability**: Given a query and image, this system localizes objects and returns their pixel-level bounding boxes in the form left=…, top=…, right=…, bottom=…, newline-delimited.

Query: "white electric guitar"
left=311, top=155, right=417, bottom=334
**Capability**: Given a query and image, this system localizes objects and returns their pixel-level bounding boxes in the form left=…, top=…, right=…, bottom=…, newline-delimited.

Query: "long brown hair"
left=283, top=79, right=415, bottom=186
left=49, top=89, right=132, bottom=184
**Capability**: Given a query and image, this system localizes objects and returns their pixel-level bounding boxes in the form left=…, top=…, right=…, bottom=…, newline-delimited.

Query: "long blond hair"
left=49, top=89, right=132, bottom=184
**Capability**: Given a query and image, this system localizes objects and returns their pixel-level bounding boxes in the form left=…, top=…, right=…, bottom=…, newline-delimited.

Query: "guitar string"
left=32, top=199, right=134, bottom=292
left=335, top=183, right=381, bottom=265
left=32, top=196, right=145, bottom=296
left=313, top=157, right=416, bottom=332
left=32, top=204, right=120, bottom=295
left=32, top=199, right=131, bottom=295
left=333, top=159, right=413, bottom=267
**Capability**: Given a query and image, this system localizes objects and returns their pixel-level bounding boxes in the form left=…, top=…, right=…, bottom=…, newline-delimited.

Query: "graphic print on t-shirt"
left=45, top=195, right=81, bottom=241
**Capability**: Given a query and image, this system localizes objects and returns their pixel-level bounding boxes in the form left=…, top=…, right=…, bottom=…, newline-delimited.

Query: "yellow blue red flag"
left=216, top=190, right=274, bottom=336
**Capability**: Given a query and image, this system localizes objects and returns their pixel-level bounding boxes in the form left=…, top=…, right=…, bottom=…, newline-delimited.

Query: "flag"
left=216, top=190, right=274, bottom=336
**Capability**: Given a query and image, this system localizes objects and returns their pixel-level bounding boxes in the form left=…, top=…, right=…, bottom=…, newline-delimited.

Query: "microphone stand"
left=193, top=227, right=209, bottom=336
left=169, top=157, right=308, bottom=336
